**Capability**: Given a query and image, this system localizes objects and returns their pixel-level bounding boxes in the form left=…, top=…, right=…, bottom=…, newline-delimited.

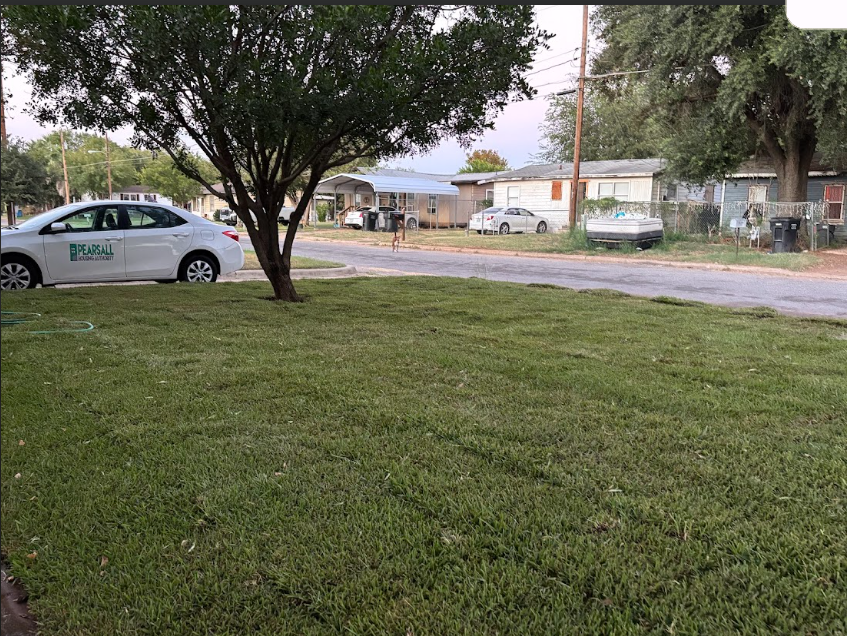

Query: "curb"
left=221, top=266, right=358, bottom=281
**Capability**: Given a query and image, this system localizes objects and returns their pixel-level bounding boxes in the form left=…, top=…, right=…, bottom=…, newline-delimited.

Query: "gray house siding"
left=722, top=179, right=779, bottom=204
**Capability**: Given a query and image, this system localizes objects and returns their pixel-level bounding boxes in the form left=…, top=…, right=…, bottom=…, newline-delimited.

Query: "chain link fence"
left=579, top=200, right=836, bottom=250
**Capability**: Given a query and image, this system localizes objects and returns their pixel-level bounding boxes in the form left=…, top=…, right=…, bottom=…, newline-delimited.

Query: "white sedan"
left=469, top=207, right=549, bottom=235
left=1, top=201, right=245, bottom=289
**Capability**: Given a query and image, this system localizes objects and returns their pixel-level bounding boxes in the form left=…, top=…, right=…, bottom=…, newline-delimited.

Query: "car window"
left=124, top=205, right=187, bottom=230
left=57, top=206, right=119, bottom=232
left=481, top=207, right=501, bottom=214
left=519, top=209, right=533, bottom=216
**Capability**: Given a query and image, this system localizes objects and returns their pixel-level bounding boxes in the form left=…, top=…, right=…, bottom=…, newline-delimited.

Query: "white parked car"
left=1, top=201, right=245, bottom=289
left=278, top=207, right=297, bottom=226
left=469, top=207, right=549, bottom=235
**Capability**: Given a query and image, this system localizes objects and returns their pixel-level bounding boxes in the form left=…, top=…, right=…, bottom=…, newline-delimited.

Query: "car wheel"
left=179, top=254, right=218, bottom=283
left=1, top=256, right=40, bottom=290
left=536, top=222, right=547, bottom=234
left=406, top=217, right=418, bottom=231
left=499, top=223, right=510, bottom=235
left=476, top=230, right=482, bottom=234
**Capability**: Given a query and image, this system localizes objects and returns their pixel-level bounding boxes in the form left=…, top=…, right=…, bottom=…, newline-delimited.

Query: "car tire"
left=476, top=230, right=482, bottom=234
left=499, top=223, right=510, bottom=235
left=179, top=254, right=218, bottom=283
left=536, top=222, right=547, bottom=234
left=406, top=217, right=418, bottom=231
left=1, top=255, right=40, bottom=290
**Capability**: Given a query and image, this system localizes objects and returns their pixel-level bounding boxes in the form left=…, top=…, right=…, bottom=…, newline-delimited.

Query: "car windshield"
left=11, top=205, right=79, bottom=231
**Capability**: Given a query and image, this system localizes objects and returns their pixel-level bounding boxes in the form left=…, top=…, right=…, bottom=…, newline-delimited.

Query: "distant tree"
left=0, top=139, right=55, bottom=209
left=28, top=131, right=147, bottom=199
left=7, top=6, right=547, bottom=301
left=457, top=149, right=509, bottom=173
left=140, top=155, right=219, bottom=206
left=591, top=5, right=847, bottom=199
left=535, top=83, right=661, bottom=163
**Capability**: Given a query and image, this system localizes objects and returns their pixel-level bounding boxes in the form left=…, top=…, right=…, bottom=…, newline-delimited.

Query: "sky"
left=2, top=5, right=588, bottom=174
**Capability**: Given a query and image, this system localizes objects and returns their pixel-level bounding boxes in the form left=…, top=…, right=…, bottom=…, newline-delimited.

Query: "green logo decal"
left=69, top=243, right=115, bottom=262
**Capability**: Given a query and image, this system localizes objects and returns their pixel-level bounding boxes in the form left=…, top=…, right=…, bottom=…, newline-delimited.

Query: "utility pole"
left=569, top=4, right=589, bottom=230
left=104, top=131, right=113, bottom=198
left=60, top=129, right=71, bottom=205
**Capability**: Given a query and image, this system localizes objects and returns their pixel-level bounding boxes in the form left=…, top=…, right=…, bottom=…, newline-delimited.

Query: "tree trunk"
left=239, top=207, right=302, bottom=302
left=773, top=144, right=814, bottom=202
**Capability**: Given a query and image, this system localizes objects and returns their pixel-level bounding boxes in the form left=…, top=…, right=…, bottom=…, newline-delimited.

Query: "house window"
left=824, top=184, right=844, bottom=221
left=354, top=193, right=362, bottom=207
left=120, top=193, right=140, bottom=201
left=428, top=194, right=437, bottom=216
left=507, top=186, right=519, bottom=207
left=598, top=182, right=629, bottom=201
left=747, top=185, right=768, bottom=203
left=704, top=185, right=715, bottom=204
left=144, top=194, right=157, bottom=202
left=551, top=180, right=563, bottom=201
left=485, top=189, right=494, bottom=201
left=665, top=184, right=678, bottom=200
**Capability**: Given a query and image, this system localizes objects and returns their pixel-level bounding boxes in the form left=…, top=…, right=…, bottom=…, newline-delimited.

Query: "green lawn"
left=303, top=228, right=826, bottom=271
left=2, top=278, right=845, bottom=635
left=242, top=251, right=343, bottom=270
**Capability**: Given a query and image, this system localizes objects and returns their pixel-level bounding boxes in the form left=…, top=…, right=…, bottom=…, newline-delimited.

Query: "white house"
left=81, top=185, right=173, bottom=206
left=489, top=159, right=721, bottom=231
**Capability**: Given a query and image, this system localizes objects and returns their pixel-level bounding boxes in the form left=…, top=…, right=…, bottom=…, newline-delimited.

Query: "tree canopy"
left=535, top=83, right=661, bottom=163
left=0, top=139, right=55, bottom=208
left=7, top=5, right=548, bottom=300
left=140, top=155, right=219, bottom=206
left=27, top=131, right=148, bottom=199
left=591, top=5, right=847, bottom=200
left=457, top=149, right=509, bottom=174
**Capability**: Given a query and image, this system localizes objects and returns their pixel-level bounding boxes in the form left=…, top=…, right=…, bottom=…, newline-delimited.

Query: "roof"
left=315, top=173, right=459, bottom=196
left=116, top=184, right=156, bottom=194
left=201, top=183, right=227, bottom=195
left=492, top=158, right=666, bottom=181
left=357, top=167, right=451, bottom=182
left=731, top=153, right=842, bottom=177
left=448, top=171, right=503, bottom=184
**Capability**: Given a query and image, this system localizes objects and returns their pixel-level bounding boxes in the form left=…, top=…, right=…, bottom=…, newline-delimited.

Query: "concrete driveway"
left=244, top=237, right=847, bottom=319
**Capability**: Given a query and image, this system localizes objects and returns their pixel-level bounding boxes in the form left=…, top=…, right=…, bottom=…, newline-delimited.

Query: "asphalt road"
left=242, top=237, right=847, bottom=318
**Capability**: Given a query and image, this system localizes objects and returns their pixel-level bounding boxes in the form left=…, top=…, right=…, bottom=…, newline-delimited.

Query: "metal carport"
left=314, top=173, right=460, bottom=229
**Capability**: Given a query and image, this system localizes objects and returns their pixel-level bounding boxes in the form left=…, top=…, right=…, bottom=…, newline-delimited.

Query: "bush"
left=317, top=202, right=331, bottom=223
left=213, top=210, right=221, bottom=222
left=579, top=197, right=622, bottom=217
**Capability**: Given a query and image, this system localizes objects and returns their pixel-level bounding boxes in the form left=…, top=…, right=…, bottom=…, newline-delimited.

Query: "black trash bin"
left=814, top=222, right=835, bottom=247
left=385, top=212, right=400, bottom=233
left=769, top=216, right=801, bottom=253
left=364, top=211, right=379, bottom=232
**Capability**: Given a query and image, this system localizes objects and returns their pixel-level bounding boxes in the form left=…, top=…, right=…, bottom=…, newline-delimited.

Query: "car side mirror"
left=49, top=222, right=67, bottom=233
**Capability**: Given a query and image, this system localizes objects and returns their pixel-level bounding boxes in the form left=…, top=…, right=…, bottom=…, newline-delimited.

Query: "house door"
left=824, top=185, right=844, bottom=221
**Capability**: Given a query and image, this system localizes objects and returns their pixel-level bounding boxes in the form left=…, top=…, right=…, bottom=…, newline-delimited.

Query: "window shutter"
left=551, top=181, right=563, bottom=201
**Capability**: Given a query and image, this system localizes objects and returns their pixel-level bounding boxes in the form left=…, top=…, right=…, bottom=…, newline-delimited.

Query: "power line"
left=526, top=57, right=579, bottom=77
left=532, top=46, right=580, bottom=67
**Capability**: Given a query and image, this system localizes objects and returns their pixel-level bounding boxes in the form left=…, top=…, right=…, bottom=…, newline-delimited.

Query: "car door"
left=42, top=204, right=126, bottom=281
left=123, top=205, right=195, bottom=278
left=520, top=209, right=538, bottom=232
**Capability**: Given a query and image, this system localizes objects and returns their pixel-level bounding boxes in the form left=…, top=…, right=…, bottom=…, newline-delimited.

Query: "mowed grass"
left=303, top=227, right=825, bottom=271
left=2, top=278, right=846, bottom=635
left=242, top=252, right=343, bottom=270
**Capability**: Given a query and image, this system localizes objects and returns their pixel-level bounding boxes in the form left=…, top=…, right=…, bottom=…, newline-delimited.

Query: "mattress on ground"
left=586, top=217, right=664, bottom=241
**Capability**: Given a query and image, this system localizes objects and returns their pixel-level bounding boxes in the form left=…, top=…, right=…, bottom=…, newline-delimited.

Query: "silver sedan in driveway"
left=469, top=207, right=549, bottom=235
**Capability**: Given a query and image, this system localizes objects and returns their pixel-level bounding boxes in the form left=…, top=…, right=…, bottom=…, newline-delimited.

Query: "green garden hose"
left=1, top=311, right=94, bottom=334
